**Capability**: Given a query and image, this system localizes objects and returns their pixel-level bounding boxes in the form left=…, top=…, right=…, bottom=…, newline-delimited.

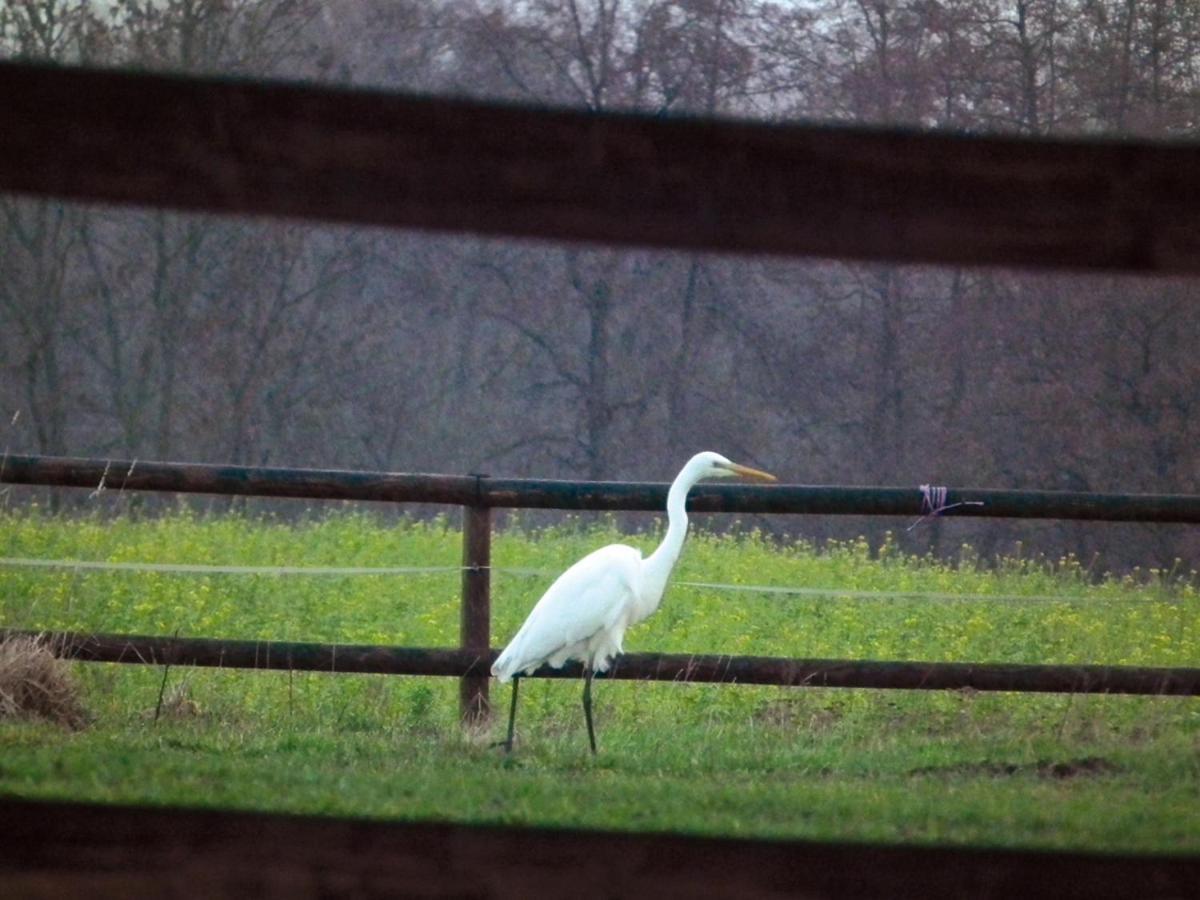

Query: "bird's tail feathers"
left=491, top=650, right=517, bottom=683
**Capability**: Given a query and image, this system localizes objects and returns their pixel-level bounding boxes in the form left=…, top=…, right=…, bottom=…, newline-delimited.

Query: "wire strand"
left=0, top=557, right=461, bottom=576
left=0, top=556, right=1170, bottom=604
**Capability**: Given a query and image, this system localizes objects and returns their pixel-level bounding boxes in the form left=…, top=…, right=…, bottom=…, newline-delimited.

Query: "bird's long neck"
left=641, top=462, right=701, bottom=607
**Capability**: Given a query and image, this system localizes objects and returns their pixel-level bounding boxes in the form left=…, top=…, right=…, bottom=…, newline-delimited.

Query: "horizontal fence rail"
left=6, top=798, right=1198, bottom=900
left=2, top=61, right=1200, bottom=274
left=11, top=631, right=1200, bottom=696
left=7, top=454, right=1200, bottom=521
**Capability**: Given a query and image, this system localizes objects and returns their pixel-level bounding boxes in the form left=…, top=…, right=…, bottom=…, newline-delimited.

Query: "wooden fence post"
left=460, top=483, right=491, bottom=723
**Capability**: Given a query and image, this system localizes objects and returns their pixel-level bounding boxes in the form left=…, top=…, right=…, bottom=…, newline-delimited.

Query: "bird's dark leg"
left=582, top=665, right=597, bottom=755
left=502, top=676, right=519, bottom=753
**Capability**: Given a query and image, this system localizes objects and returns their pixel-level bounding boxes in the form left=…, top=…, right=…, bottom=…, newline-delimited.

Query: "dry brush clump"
left=0, top=635, right=89, bottom=729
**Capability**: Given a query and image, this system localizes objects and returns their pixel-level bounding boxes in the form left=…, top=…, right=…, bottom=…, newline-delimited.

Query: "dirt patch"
left=910, top=756, right=1121, bottom=780
left=1035, top=756, right=1122, bottom=779
left=0, top=634, right=89, bottom=729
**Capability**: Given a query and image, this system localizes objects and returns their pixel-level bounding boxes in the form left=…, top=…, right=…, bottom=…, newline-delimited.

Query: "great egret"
left=491, top=451, right=776, bottom=753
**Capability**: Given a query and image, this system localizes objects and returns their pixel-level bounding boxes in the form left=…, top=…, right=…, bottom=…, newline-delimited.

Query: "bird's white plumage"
left=492, top=544, right=641, bottom=682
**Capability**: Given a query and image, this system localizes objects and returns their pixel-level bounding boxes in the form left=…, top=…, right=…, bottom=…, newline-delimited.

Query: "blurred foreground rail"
left=2, top=61, right=1199, bottom=273
left=2, top=798, right=1197, bottom=899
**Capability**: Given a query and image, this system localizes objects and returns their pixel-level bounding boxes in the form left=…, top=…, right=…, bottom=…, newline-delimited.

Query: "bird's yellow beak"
left=727, top=462, right=777, bottom=482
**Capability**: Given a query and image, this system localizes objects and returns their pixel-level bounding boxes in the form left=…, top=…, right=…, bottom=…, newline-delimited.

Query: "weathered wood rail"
left=2, top=61, right=1200, bottom=273
left=5, top=798, right=1197, bottom=900
left=7, top=453, right=1200, bottom=520
left=8, top=630, right=1199, bottom=696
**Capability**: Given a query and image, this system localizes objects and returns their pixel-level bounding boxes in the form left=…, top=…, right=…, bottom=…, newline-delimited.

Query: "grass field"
left=1, top=509, right=1198, bottom=852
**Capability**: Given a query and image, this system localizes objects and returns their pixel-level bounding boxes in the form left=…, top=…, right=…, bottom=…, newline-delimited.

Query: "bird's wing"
left=492, top=544, right=640, bottom=680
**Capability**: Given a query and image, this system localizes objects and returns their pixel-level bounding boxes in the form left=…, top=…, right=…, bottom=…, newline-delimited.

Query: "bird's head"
left=691, top=451, right=776, bottom=483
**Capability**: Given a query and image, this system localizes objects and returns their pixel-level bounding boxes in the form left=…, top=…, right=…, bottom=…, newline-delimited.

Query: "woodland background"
left=2, top=0, right=1199, bottom=568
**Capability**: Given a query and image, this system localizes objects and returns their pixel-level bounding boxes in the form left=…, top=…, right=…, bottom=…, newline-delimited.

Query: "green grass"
left=1, top=508, right=1198, bottom=852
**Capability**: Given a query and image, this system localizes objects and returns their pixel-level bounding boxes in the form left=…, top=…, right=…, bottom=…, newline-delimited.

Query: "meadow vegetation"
left=1, top=509, right=1197, bottom=852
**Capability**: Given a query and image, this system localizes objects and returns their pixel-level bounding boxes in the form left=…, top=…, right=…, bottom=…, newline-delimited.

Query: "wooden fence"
left=5, top=452, right=1200, bottom=719
left=3, top=59, right=1200, bottom=894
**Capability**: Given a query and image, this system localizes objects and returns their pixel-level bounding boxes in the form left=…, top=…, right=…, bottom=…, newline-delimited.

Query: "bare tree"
left=0, top=0, right=110, bottom=456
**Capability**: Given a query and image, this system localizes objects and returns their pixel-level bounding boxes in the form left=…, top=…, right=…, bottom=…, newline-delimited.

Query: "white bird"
left=491, top=451, right=776, bottom=753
